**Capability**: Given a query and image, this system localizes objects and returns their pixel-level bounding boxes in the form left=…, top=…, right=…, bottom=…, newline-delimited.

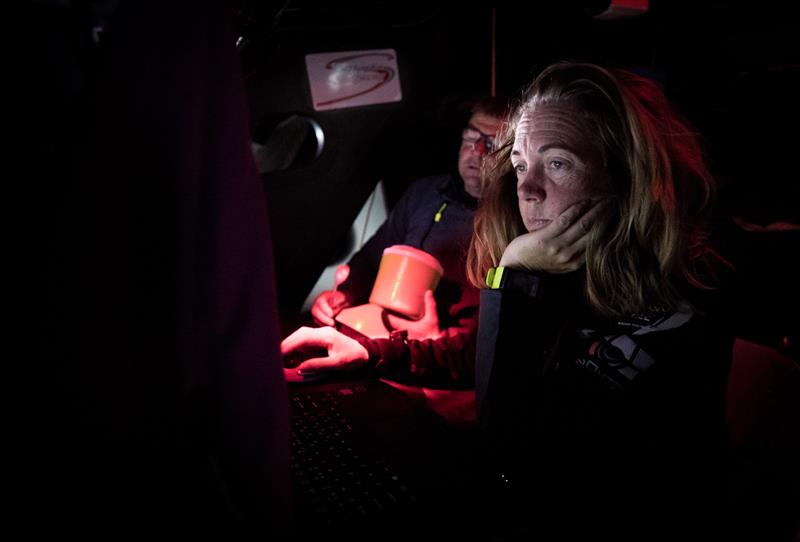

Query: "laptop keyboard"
left=289, top=390, right=416, bottom=526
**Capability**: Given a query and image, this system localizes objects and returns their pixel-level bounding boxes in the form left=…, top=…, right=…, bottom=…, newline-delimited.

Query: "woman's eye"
left=513, top=163, right=526, bottom=174
left=550, top=160, right=565, bottom=170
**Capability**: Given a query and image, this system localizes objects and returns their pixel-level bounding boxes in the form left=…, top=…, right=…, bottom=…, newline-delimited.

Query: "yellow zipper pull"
left=434, top=202, right=448, bottom=223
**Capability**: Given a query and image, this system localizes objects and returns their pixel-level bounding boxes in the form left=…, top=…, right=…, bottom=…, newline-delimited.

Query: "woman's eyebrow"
left=537, top=142, right=577, bottom=154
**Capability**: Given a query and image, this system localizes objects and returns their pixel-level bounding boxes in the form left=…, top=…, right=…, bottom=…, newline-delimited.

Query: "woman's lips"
left=527, top=218, right=551, bottom=231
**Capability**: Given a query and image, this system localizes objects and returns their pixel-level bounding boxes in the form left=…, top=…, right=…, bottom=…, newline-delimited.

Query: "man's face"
left=457, top=111, right=503, bottom=199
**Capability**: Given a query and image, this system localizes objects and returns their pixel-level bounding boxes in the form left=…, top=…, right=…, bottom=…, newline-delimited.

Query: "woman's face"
left=511, top=104, right=610, bottom=232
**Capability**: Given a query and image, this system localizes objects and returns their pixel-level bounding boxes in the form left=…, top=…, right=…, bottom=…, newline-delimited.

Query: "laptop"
left=286, top=373, right=480, bottom=540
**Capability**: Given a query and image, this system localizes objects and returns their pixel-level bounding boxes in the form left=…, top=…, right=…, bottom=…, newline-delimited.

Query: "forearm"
left=356, top=328, right=477, bottom=388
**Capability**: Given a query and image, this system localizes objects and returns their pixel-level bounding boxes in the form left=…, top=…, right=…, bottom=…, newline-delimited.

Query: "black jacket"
left=474, top=270, right=733, bottom=539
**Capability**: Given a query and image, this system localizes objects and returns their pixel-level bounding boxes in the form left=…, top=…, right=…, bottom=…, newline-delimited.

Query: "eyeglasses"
left=461, top=127, right=496, bottom=155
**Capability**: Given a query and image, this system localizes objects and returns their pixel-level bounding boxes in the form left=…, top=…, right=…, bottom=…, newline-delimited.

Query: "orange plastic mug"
left=368, top=245, right=444, bottom=320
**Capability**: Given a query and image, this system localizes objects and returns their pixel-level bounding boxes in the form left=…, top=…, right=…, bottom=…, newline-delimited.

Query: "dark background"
left=30, top=0, right=800, bottom=343
left=23, top=1, right=799, bottom=535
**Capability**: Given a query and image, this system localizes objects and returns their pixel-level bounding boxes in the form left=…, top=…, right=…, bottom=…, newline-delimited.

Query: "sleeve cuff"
left=355, top=336, right=409, bottom=374
left=486, top=266, right=542, bottom=297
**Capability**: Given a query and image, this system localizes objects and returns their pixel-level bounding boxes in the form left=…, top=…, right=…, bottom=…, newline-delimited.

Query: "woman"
left=468, top=62, right=733, bottom=539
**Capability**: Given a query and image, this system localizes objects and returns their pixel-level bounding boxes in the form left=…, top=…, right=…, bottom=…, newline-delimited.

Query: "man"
left=311, top=97, right=507, bottom=341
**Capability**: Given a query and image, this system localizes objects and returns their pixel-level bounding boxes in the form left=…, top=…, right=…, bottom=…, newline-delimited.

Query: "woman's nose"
left=517, top=170, right=545, bottom=201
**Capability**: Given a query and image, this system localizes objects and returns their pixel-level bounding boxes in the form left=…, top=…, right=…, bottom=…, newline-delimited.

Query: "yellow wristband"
left=485, top=266, right=506, bottom=289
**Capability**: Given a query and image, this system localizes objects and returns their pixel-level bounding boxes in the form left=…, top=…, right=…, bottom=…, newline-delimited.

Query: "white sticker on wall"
left=305, top=49, right=402, bottom=111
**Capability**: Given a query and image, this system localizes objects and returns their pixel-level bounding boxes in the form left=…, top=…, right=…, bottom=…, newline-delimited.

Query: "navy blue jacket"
left=340, top=174, right=480, bottom=387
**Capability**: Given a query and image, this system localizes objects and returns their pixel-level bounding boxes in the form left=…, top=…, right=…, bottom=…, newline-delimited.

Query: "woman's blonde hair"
left=467, top=62, right=717, bottom=317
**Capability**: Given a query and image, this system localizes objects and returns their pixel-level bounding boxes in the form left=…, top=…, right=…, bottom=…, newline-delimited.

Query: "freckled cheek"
left=547, top=186, right=585, bottom=217
left=557, top=177, right=596, bottom=203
